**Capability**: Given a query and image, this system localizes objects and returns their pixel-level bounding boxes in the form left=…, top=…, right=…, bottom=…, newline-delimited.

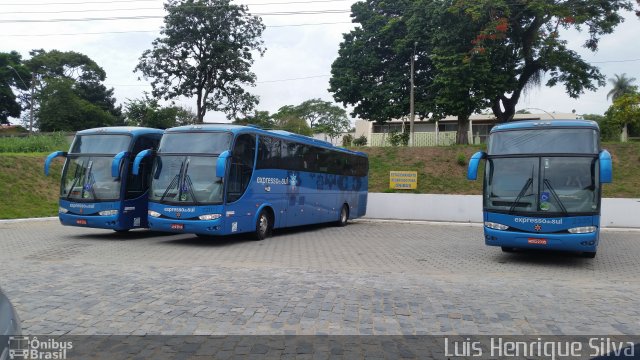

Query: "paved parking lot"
left=0, top=219, right=639, bottom=336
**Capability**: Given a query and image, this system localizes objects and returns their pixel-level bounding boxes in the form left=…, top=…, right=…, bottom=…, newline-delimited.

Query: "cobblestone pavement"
left=0, top=219, right=639, bottom=336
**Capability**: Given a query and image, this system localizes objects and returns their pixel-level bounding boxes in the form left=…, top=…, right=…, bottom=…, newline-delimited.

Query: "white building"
left=354, top=113, right=580, bottom=146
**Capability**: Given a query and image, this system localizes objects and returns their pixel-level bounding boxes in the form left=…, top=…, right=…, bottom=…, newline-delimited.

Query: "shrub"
left=388, top=131, right=410, bottom=146
left=456, top=153, right=466, bottom=166
left=353, top=135, right=368, bottom=146
left=0, top=133, right=70, bottom=153
left=342, top=133, right=354, bottom=147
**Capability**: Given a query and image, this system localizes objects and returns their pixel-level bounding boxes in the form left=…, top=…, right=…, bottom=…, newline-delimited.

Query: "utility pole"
left=7, top=65, right=34, bottom=134
left=409, top=42, right=417, bottom=147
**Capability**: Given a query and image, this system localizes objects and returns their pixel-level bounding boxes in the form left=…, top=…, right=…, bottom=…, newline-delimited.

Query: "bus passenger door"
left=225, top=134, right=256, bottom=234
left=122, top=135, right=160, bottom=228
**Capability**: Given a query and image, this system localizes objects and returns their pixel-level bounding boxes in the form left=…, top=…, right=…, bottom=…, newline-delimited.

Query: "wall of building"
left=364, top=193, right=640, bottom=228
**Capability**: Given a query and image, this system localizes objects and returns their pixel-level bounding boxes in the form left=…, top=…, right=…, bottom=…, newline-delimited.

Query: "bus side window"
left=227, top=134, right=256, bottom=203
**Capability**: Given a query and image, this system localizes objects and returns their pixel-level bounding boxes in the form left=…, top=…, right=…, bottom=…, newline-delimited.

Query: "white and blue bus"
left=44, top=127, right=163, bottom=231
left=467, top=120, right=612, bottom=258
left=136, top=124, right=368, bottom=239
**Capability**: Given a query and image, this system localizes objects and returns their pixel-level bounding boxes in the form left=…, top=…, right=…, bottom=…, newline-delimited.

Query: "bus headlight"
left=198, top=214, right=222, bottom=221
left=568, top=226, right=596, bottom=234
left=148, top=210, right=161, bottom=218
left=98, top=210, right=118, bottom=216
left=59, top=207, right=68, bottom=214
left=485, top=222, right=509, bottom=230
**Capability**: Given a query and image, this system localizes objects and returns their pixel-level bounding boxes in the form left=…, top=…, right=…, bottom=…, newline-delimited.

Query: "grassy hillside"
left=0, top=153, right=63, bottom=219
left=360, top=143, right=640, bottom=197
left=0, top=143, right=638, bottom=219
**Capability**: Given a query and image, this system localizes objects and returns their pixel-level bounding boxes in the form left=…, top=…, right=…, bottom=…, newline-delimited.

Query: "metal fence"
left=370, top=131, right=457, bottom=147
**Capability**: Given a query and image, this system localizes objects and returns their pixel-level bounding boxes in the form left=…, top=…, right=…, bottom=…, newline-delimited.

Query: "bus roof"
left=490, top=119, right=599, bottom=133
left=76, top=126, right=164, bottom=136
left=165, top=124, right=368, bottom=157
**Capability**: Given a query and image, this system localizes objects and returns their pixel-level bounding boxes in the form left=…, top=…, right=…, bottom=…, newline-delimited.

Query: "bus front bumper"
left=148, top=217, right=225, bottom=235
left=59, top=213, right=126, bottom=231
left=484, top=227, right=599, bottom=253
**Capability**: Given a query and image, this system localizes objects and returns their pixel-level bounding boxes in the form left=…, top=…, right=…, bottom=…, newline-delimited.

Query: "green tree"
left=454, top=0, right=632, bottom=122
left=607, top=73, right=637, bottom=102
left=136, top=0, right=265, bottom=123
left=330, top=0, right=433, bottom=123
left=233, top=110, right=276, bottom=129
left=410, top=0, right=497, bottom=144
left=271, top=105, right=313, bottom=136
left=0, top=51, right=30, bottom=124
left=24, top=49, right=121, bottom=130
left=125, top=94, right=196, bottom=129
left=606, top=92, right=640, bottom=141
left=295, top=99, right=351, bottom=141
left=38, top=78, right=117, bottom=131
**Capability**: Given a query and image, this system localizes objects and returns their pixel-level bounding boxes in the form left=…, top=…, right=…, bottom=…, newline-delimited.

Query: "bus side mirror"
left=467, top=151, right=486, bottom=180
left=216, top=150, right=231, bottom=178
left=111, top=151, right=129, bottom=178
left=599, top=150, right=612, bottom=183
left=44, top=151, right=67, bottom=176
left=132, top=149, right=153, bottom=176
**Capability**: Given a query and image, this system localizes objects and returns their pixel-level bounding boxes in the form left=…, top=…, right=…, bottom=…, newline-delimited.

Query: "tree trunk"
left=456, top=114, right=470, bottom=144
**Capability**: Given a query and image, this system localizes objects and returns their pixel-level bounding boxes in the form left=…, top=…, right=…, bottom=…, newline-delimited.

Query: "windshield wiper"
left=543, top=179, right=568, bottom=214
left=80, top=160, right=98, bottom=200
left=66, top=160, right=85, bottom=200
left=159, top=159, right=185, bottom=203
left=509, top=177, right=533, bottom=214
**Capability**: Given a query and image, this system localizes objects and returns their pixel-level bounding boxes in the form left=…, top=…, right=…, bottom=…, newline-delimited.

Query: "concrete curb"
left=355, top=218, right=640, bottom=232
left=2, top=216, right=638, bottom=233
left=0, top=217, right=57, bottom=224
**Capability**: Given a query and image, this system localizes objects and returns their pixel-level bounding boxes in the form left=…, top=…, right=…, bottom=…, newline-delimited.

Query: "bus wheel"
left=254, top=210, right=272, bottom=240
left=582, top=251, right=596, bottom=258
left=336, top=205, right=349, bottom=227
left=501, top=246, right=516, bottom=253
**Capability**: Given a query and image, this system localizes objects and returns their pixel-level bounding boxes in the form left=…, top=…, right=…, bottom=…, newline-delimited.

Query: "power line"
left=105, top=74, right=330, bottom=87
left=0, top=10, right=349, bottom=23
left=3, top=1, right=349, bottom=14
left=0, top=0, right=349, bottom=6
left=0, top=21, right=353, bottom=36
left=591, top=58, right=640, bottom=64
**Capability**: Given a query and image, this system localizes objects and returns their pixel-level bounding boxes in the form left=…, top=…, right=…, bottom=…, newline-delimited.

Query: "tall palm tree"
left=607, top=73, right=637, bottom=101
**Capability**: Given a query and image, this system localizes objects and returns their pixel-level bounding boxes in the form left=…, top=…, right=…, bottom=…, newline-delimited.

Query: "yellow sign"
left=389, top=171, right=418, bottom=190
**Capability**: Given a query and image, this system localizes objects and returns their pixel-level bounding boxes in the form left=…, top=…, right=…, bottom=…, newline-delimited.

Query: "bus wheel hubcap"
left=259, top=215, right=268, bottom=234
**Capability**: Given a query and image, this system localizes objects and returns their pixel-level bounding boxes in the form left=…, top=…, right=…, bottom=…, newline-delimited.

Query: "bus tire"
left=501, top=246, right=516, bottom=253
left=582, top=251, right=596, bottom=258
left=336, top=204, right=349, bottom=227
left=254, top=210, right=272, bottom=241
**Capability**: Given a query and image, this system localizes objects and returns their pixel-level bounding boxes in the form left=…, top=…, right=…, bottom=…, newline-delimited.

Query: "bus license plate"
left=528, top=238, right=547, bottom=245
left=76, top=219, right=87, bottom=225
left=171, top=224, right=184, bottom=230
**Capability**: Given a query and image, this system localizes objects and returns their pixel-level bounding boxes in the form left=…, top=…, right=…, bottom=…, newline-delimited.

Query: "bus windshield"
left=70, top=135, right=131, bottom=154
left=159, top=132, right=232, bottom=154
left=61, top=156, right=121, bottom=201
left=488, top=128, right=599, bottom=155
left=484, top=156, right=599, bottom=215
left=150, top=155, right=224, bottom=204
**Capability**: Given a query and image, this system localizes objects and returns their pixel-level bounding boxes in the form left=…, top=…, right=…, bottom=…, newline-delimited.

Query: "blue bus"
left=136, top=124, right=368, bottom=239
left=44, top=127, right=163, bottom=232
left=467, top=120, right=612, bottom=258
